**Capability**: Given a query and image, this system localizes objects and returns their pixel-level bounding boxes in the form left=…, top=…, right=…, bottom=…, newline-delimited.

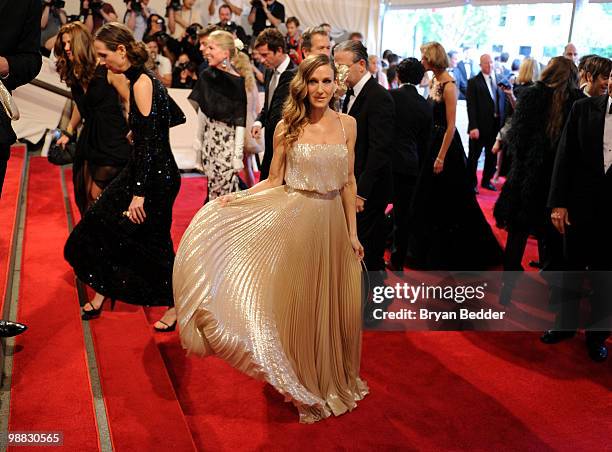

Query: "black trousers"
left=556, top=222, right=612, bottom=344
left=357, top=200, right=387, bottom=272
left=390, top=172, right=417, bottom=269
left=467, top=122, right=498, bottom=188
left=0, top=142, right=10, bottom=198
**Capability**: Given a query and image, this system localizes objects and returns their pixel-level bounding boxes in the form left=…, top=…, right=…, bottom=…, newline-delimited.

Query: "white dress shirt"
left=604, top=96, right=612, bottom=173
left=347, top=72, right=371, bottom=114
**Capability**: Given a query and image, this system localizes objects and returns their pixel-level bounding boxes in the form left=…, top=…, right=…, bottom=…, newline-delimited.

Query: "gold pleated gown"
left=173, top=142, right=368, bottom=423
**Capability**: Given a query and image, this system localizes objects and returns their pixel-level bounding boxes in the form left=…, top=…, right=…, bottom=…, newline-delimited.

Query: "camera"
left=47, top=0, right=66, bottom=8
left=124, top=0, right=142, bottom=14
left=497, top=79, right=512, bottom=90
left=91, top=0, right=104, bottom=13
left=153, top=31, right=171, bottom=46
left=169, top=0, right=182, bottom=11
left=185, top=24, right=202, bottom=41
left=251, top=0, right=263, bottom=8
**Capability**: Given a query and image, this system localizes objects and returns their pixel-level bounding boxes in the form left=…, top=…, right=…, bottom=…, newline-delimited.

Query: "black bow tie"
left=342, top=88, right=354, bottom=113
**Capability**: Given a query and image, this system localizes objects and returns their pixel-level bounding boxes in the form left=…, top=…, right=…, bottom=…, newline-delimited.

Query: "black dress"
left=71, top=65, right=131, bottom=214
left=65, top=67, right=181, bottom=306
left=411, top=80, right=502, bottom=270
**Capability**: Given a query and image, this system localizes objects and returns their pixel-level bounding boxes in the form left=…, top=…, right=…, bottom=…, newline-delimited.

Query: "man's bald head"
left=564, top=43, right=578, bottom=64
left=479, top=53, right=493, bottom=75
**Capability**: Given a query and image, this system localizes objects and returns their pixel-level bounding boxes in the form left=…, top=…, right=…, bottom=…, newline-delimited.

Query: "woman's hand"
left=128, top=196, right=146, bottom=224
left=492, top=139, right=502, bottom=154
left=218, top=193, right=235, bottom=207
left=351, top=235, right=364, bottom=261
left=433, top=156, right=445, bottom=174
left=56, top=134, right=70, bottom=149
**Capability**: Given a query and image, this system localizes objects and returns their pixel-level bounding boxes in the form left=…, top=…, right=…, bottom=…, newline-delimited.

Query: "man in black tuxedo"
left=388, top=58, right=432, bottom=270
left=546, top=83, right=612, bottom=362
left=448, top=50, right=467, bottom=101
left=466, top=53, right=506, bottom=192
left=0, top=0, right=41, bottom=338
left=334, top=40, right=394, bottom=272
left=251, top=28, right=296, bottom=179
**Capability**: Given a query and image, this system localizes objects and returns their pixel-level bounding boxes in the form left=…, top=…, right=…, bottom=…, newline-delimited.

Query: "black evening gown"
left=65, top=67, right=181, bottom=306
left=71, top=65, right=131, bottom=214
left=411, top=80, right=502, bottom=270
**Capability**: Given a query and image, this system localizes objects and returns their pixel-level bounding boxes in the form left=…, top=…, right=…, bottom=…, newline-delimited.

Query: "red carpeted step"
left=64, top=168, right=196, bottom=450
left=88, top=305, right=197, bottom=451
left=9, top=157, right=99, bottom=451
left=0, top=146, right=25, bottom=313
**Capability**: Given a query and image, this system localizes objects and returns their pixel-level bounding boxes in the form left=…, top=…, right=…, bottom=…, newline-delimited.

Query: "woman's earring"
left=222, top=59, right=228, bottom=69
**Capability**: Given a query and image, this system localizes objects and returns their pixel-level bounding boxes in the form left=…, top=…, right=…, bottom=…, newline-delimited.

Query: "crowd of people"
left=0, top=0, right=610, bottom=426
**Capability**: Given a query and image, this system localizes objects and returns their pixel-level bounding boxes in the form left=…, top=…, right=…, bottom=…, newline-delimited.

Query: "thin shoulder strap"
left=337, top=113, right=347, bottom=143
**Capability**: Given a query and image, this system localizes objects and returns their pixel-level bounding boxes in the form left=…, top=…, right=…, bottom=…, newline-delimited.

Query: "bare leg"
left=154, top=307, right=177, bottom=331
left=83, top=292, right=106, bottom=312
left=243, top=154, right=255, bottom=187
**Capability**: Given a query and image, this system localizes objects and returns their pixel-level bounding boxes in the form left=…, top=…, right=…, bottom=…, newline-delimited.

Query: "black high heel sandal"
left=153, top=319, right=177, bottom=332
left=81, top=298, right=116, bottom=320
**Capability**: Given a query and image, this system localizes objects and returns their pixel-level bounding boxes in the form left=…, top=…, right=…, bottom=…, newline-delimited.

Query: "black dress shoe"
left=0, top=320, right=27, bottom=338
left=587, top=342, right=608, bottom=362
left=540, top=330, right=575, bottom=344
left=529, top=260, right=543, bottom=269
left=481, top=182, right=497, bottom=191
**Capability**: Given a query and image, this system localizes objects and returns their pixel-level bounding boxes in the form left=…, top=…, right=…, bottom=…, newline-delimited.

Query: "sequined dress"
left=64, top=68, right=181, bottom=306
left=173, top=122, right=368, bottom=423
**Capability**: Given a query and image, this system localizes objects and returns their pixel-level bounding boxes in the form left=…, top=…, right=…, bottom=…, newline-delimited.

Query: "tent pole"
left=568, top=0, right=577, bottom=42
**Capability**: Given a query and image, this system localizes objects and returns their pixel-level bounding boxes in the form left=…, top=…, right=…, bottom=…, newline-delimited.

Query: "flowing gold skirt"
left=173, top=185, right=368, bottom=423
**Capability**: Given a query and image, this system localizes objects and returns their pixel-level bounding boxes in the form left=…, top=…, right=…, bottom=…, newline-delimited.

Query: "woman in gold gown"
left=173, top=54, right=368, bottom=423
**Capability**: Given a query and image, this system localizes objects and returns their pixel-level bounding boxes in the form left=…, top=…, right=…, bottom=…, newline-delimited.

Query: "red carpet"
left=63, top=167, right=196, bottom=451
left=0, top=146, right=25, bottom=313
left=9, top=158, right=99, bottom=451
left=150, top=176, right=610, bottom=450
left=7, top=169, right=609, bottom=450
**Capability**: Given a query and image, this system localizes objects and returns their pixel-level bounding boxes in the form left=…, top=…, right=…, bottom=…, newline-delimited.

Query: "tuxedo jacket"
left=0, top=0, right=42, bottom=148
left=256, top=59, right=296, bottom=178
left=466, top=72, right=507, bottom=139
left=347, top=76, right=395, bottom=204
left=548, top=95, right=612, bottom=226
left=389, top=84, right=432, bottom=177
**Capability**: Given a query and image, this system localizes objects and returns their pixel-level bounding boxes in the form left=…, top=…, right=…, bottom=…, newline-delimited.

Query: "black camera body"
left=251, top=0, right=263, bottom=8
left=48, top=0, right=66, bottom=8
left=185, top=24, right=201, bottom=41
left=497, top=79, right=512, bottom=90
left=91, top=0, right=104, bottom=13
left=169, top=0, right=182, bottom=11
left=125, top=0, right=142, bottom=14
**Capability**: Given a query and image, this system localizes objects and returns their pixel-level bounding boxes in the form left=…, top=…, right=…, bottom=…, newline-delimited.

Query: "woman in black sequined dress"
left=411, top=42, right=502, bottom=269
left=65, top=23, right=182, bottom=331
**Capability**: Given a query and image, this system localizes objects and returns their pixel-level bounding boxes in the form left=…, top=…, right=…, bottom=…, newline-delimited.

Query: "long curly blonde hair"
left=282, top=54, right=336, bottom=150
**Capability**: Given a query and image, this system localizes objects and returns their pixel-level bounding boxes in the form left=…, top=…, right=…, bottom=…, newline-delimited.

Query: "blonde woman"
left=188, top=30, right=247, bottom=202
left=411, top=41, right=502, bottom=269
left=233, top=50, right=263, bottom=187
left=174, top=55, right=368, bottom=423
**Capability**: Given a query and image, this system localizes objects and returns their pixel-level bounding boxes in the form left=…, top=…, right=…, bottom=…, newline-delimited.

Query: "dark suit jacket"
left=455, top=60, right=474, bottom=100
left=389, top=84, right=432, bottom=177
left=256, top=59, right=296, bottom=179
left=466, top=72, right=506, bottom=139
left=0, top=0, right=42, bottom=148
left=347, top=76, right=395, bottom=204
left=548, top=95, right=611, bottom=226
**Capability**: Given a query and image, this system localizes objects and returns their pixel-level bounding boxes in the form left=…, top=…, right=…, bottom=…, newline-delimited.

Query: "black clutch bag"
left=168, top=95, right=186, bottom=128
left=117, top=212, right=141, bottom=235
left=47, top=142, right=76, bottom=166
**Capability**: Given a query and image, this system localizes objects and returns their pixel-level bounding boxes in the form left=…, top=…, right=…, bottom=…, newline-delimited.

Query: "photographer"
left=172, top=53, right=198, bottom=89
left=82, top=0, right=117, bottom=34
left=248, top=0, right=284, bottom=37
left=124, top=0, right=156, bottom=41
left=178, top=23, right=205, bottom=66
left=167, top=0, right=202, bottom=40
left=217, top=4, right=248, bottom=45
left=144, top=35, right=172, bottom=87
left=208, top=0, right=248, bottom=24
left=41, top=0, right=67, bottom=55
